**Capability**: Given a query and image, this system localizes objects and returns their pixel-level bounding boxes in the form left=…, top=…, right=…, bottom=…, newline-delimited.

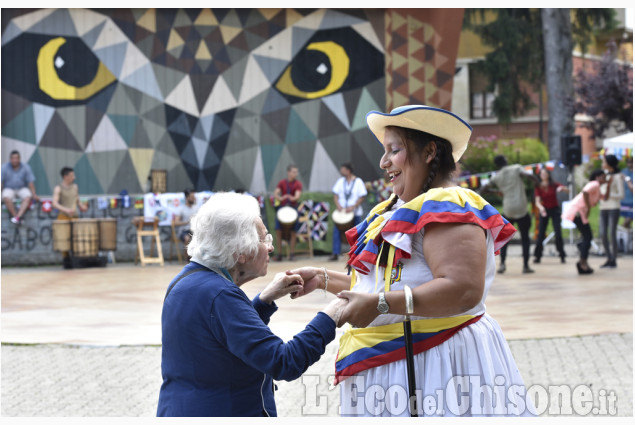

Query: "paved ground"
left=1, top=334, right=632, bottom=417
left=1, top=243, right=633, bottom=417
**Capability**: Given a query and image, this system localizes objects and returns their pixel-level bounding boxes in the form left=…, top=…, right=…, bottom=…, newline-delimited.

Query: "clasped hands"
left=263, top=267, right=380, bottom=328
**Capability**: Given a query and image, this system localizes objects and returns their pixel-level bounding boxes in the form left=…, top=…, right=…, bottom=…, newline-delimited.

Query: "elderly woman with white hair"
left=157, top=192, right=346, bottom=417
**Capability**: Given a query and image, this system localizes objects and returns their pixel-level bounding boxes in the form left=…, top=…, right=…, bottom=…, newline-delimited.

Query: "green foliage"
left=464, top=9, right=544, bottom=124
left=571, top=9, right=617, bottom=54
left=461, top=135, right=549, bottom=174
left=463, top=8, right=617, bottom=125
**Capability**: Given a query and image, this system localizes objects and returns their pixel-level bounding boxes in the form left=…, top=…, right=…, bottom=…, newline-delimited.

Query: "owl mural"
left=1, top=8, right=388, bottom=195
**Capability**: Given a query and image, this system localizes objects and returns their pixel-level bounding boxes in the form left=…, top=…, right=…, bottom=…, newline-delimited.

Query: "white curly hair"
left=187, top=192, right=261, bottom=270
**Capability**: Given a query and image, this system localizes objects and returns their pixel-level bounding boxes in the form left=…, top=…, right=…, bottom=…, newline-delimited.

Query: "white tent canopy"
left=603, top=132, right=633, bottom=157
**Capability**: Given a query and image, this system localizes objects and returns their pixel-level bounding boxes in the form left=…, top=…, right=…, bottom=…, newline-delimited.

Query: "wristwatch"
left=377, top=292, right=390, bottom=314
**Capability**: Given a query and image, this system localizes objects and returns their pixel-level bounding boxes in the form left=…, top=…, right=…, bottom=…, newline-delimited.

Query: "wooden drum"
left=72, top=219, right=99, bottom=257
left=276, top=206, right=298, bottom=240
left=332, top=210, right=355, bottom=232
left=51, top=220, right=72, bottom=252
left=98, top=218, right=117, bottom=251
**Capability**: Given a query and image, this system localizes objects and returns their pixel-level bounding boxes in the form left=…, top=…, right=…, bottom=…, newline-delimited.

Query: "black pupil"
left=55, top=38, right=100, bottom=87
left=290, top=49, right=331, bottom=92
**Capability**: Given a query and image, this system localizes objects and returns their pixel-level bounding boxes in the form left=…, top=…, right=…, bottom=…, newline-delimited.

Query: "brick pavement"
left=2, top=333, right=632, bottom=417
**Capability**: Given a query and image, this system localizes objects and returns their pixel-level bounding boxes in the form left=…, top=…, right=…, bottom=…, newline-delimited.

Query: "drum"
left=276, top=206, right=298, bottom=240
left=332, top=210, right=355, bottom=232
left=72, top=219, right=99, bottom=257
left=51, top=220, right=72, bottom=252
left=98, top=218, right=117, bottom=251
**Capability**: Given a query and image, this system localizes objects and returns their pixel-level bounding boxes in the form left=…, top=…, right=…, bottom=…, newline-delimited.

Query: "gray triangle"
left=193, top=120, right=207, bottom=140
left=181, top=139, right=199, bottom=168
left=130, top=122, right=154, bottom=149
left=1, top=20, right=23, bottom=47
left=154, top=134, right=183, bottom=166
left=221, top=56, right=248, bottom=102
left=108, top=152, right=142, bottom=193
left=292, top=100, right=321, bottom=138
left=152, top=64, right=188, bottom=100
left=37, top=146, right=83, bottom=190
left=123, top=85, right=144, bottom=112
left=319, top=10, right=366, bottom=30
left=106, top=84, right=139, bottom=116
left=287, top=140, right=316, bottom=182
left=261, top=88, right=290, bottom=115
left=244, top=9, right=266, bottom=28
left=212, top=161, right=243, bottom=192
left=87, top=150, right=127, bottom=192
left=225, top=45, right=250, bottom=64
left=320, top=132, right=352, bottom=165
left=81, top=20, right=107, bottom=49
left=163, top=162, right=194, bottom=193
left=28, top=9, right=77, bottom=37
left=140, top=119, right=167, bottom=148
left=131, top=9, right=147, bottom=21
left=267, top=146, right=297, bottom=192
left=94, top=41, right=128, bottom=79
left=244, top=30, right=266, bottom=52
left=253, top=54, right=289, bottom=84
left=259, top=118, right=284, bottom=146
left=239, top=88, right=269, bottom=116
left=291, top=27, right=316, bottom=57
left=220, top=9, right=242, bottom=27
left=142, top=103, right=166, bottom=127
left=322, top=93, right=351, bottom=129
left=173, top=9, right=193, bottom=27
left=56, top=105, right=87, bottom=150
left=217, top=147, right=258, bottom=191
left=225, top=120, right=259, bottom=155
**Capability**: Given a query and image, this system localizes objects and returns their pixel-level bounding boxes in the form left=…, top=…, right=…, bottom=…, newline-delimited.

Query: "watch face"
left=377, top=294, right=389, bottom=314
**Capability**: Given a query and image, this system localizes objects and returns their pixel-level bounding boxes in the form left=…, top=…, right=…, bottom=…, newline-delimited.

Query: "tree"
left=573, top=40, right=633, bottom=138
left=464, top=8, right=616, bottom=160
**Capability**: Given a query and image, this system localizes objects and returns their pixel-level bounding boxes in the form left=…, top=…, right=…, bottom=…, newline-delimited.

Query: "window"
left=469, top=66, right=495, bottom=119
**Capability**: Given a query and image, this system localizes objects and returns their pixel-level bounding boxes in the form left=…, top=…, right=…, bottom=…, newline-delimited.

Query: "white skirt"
left=339, top=314, right=536, bottom=417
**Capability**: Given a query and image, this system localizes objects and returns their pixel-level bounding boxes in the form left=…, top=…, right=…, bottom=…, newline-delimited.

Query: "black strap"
left=163, top=268, right=205, bottom=302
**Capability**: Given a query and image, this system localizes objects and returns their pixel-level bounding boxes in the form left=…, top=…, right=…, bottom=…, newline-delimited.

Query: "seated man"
left=173, top=189, right=199, bottom=246
left=2, top=150, right=39, bottom=224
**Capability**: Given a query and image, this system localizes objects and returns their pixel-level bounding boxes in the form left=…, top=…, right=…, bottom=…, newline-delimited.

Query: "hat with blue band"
left=366, top=105, right=473, bottom=162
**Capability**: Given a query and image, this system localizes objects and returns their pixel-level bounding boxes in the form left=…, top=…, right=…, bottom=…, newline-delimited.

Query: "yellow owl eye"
left=37, top=37, right=116, bottom=101
left=275, top=41, right=350, bottom=99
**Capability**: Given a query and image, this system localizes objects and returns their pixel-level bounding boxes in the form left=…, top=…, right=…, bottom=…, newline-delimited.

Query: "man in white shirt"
left=173, top=189, right=199, bottom=246
left=330, top=163, right=367, bottom=261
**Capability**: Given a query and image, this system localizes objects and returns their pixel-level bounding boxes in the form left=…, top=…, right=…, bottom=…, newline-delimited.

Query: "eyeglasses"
left=260, top=233, right=273, bottom=247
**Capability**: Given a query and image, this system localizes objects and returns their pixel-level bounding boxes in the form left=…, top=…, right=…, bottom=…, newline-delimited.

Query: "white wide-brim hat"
left=366, top=105, right=473, bottom=162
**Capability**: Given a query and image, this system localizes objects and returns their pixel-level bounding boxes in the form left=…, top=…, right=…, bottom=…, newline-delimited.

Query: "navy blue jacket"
left=157, top=262, right=336, bottom=416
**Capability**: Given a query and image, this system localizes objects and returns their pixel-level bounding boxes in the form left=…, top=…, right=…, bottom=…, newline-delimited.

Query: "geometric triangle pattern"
left=2, top=8, right=460, bottom=196
left=385, top=9, right=463, bottom=112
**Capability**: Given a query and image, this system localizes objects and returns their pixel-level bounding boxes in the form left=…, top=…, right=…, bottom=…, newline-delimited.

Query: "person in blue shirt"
left=157, top=191, right=346, bottom=417
left=1, top=150, right=39, bottom=224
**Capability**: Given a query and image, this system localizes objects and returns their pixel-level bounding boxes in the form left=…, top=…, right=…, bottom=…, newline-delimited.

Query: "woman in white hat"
left=291, top=105, right=535, bottom=416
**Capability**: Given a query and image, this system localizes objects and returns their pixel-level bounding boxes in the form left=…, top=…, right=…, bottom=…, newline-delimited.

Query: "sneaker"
left=497, top=264, right=506, bottom=274
left=274, top=254, right=283, bottom=262
left=522, top=266, right=535, bottom=274
left=533, top=257, right=541, bottom=264
left=328, top=254, right=339, bottom=261
left=289, top=254, right=296, bottom=261
left=10, top=216, right=20, bottom=225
